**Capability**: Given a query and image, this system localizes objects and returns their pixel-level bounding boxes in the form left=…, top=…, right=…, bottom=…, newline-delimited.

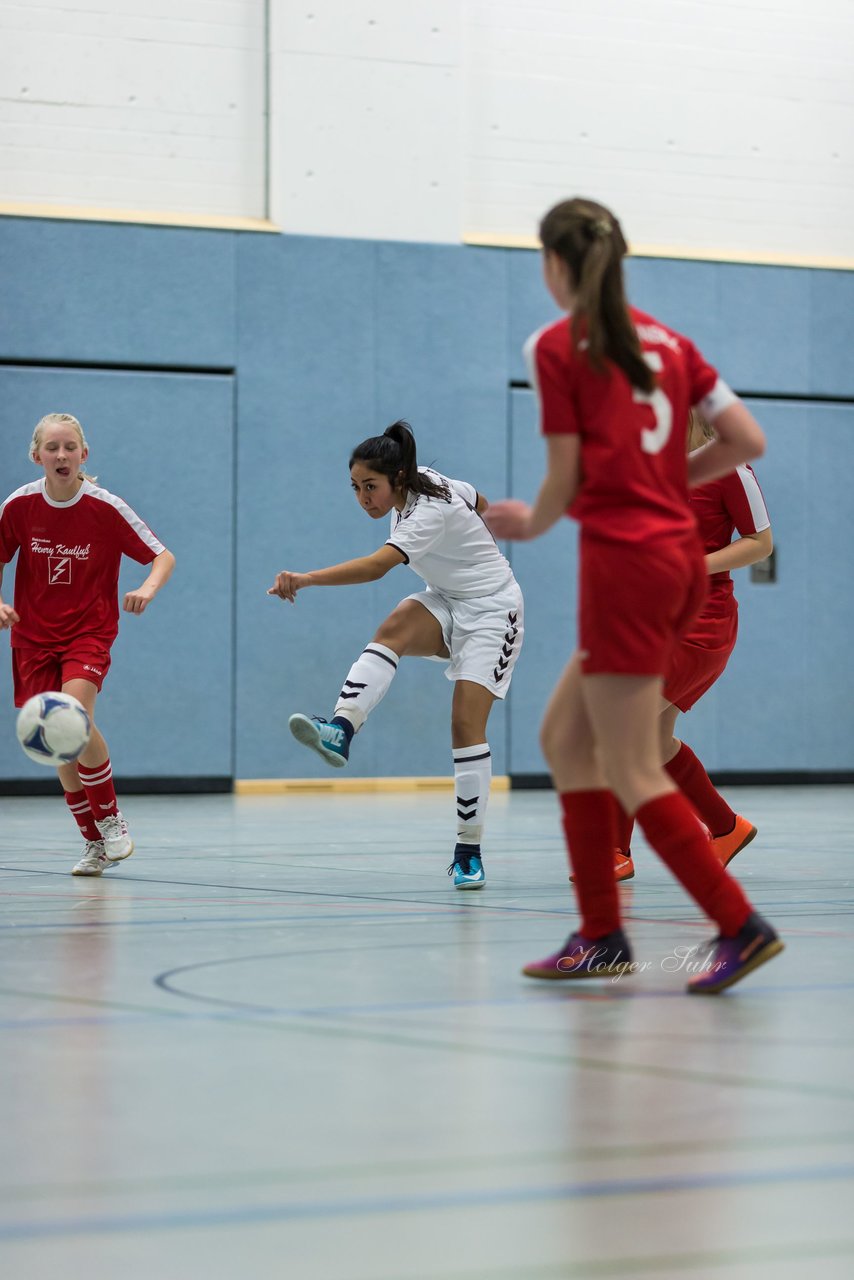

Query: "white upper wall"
left=268, top=0, right=462, bottom=243
left=464, top=0, right=854, bottom=261
left=1, top=0, right=852, bottom=261
left=0, top=0, right=266, bottom=219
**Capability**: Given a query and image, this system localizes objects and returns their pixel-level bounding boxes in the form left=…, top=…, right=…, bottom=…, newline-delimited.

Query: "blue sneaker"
left=448, top=846, right=485, bottom=890
left=288, top=714, right=350, bottom=769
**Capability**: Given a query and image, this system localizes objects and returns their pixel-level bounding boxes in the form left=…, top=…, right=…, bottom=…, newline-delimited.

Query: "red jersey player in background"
left=486, top=197, right=783, bottom=994
left=610, top=409, right=774, bottom=882
left=0, top=413, right=175, bottom=876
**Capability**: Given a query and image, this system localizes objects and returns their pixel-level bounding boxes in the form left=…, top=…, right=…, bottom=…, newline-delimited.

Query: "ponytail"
left=349, top=420, right=450, bottom=502
left=539, top=198, right=655, bottom=395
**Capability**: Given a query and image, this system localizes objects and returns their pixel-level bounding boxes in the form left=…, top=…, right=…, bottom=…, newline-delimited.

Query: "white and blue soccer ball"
left=16, top=691, right=91, bottom=767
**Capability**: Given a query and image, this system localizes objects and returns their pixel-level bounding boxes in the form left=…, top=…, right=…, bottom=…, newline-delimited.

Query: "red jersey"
left=525, top=306, right=737, bottom=544
left=690, top=461, right=770, bottom=616
left=0, top=478, right=164, bottom=649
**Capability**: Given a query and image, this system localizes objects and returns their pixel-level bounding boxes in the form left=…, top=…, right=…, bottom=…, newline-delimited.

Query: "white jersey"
left=386, top=469, right=515, bottom=600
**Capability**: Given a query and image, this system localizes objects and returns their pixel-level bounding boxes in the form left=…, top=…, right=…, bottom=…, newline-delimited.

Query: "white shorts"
left=405, top=580, right=524, bottom=699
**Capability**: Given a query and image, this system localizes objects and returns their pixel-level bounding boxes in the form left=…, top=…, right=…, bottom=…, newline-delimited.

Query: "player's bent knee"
left=540, top=723, right=591, bottom=772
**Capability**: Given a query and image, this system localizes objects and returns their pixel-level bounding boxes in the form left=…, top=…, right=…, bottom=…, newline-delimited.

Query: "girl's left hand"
left=123, top=586, right=155, bottom=614
left=484, top=499, right=535, bottom=541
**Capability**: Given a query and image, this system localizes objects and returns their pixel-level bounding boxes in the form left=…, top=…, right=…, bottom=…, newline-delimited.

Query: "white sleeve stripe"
left=88, top=487, right=165, bottom=554
left=523, top=325, right=551, bottom=427
left=735, top=465, right=771, bottom=532
left=697, top=378, right=737, bottom=421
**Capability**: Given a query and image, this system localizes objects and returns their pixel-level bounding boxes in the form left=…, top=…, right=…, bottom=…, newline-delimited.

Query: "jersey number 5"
left=634, top=352, right=673, bottom=455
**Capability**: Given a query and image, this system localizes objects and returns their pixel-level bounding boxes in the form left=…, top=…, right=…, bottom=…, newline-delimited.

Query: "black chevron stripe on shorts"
left=493, top=609, right=520, bottom=683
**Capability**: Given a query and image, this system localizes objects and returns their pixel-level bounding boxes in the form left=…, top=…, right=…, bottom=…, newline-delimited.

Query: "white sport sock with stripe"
left=453, top=743, right=492, bottom=846
left=333, top=643, right=400, bottom=732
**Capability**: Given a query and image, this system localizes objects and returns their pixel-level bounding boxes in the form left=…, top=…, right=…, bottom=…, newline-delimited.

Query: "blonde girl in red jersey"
left=611, top=410, right=774, bottom=881
left=486, top=198, right=783, bottom=994
left=0, top=413, right=175, bottom=876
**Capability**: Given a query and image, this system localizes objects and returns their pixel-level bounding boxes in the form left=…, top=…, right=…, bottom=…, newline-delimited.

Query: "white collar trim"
left=40, top=477, right=91, bottom=509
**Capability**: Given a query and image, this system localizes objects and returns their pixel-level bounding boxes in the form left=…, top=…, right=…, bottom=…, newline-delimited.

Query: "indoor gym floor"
left=0, top=784, right=852, bottom=1280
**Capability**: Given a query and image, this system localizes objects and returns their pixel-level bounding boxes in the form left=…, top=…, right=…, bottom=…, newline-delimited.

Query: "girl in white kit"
left=268, top=420, right=524, bottom=889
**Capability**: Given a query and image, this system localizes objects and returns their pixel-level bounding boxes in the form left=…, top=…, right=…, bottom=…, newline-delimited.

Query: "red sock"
left=614, top=799, right=634, bottom=855
left=560, top=789, right=620, bottom=938
left=636, top=791, right=751, bottom=935
left=665, top=742, right=736, bottom=837
left=77, top=757, right=118, bottom=821
left=64, top=789, right=101, bottom=842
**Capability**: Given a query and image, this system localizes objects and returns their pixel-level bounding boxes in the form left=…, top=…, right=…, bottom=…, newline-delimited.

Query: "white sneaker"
left=71, top=839, right=117, bottom=876
left=94, top=810, right=135, bottom=861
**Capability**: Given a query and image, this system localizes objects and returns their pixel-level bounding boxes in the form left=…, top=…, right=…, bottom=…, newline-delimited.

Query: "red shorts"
left=664, top=602, right=738, bottom=712
left=579, top=532, right=707, bottom=676
left=12, top=641, right=112, bottom=707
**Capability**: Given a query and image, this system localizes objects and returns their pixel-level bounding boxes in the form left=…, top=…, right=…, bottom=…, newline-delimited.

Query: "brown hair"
left=539, top=198, right=654, bottom=394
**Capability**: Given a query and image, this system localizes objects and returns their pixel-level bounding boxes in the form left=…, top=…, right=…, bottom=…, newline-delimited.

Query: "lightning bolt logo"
left=48, top=556, right=72, bottom=585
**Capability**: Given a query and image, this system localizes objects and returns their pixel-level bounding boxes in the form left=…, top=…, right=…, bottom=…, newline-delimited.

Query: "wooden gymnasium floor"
left=0, top=784, right=852, bottom=1280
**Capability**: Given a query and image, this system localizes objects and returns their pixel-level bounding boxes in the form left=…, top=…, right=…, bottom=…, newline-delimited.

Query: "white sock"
left=453, top=743, right=492, bottom=846
left=334, top=643, right=400, bottom=732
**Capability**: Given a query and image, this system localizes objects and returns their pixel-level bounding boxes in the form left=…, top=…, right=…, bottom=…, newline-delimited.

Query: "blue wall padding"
left=1, top=215, right=852, bottom=778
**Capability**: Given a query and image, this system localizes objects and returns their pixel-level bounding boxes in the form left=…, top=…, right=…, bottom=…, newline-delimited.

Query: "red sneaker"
left=614, top=851, right=635, bottom=881
left=712, top=815, right=757, bottom=867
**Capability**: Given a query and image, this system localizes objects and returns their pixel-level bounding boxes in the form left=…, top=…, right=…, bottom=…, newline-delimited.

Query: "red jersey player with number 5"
left=486, top=198, right=783, bottom=994
left=0, top=413, right=175, bottom=876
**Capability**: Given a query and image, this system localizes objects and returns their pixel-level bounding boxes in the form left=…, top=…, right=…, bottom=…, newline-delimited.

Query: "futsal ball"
left=15, top=692, right=91, bottom=767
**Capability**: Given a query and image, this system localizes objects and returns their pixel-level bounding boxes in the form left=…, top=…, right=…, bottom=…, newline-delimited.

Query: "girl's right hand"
left=483, top=499, right=535, bottom=541
left=267, top=571, right=308, bottom=603
left=0, top=603, right=20, bottom=629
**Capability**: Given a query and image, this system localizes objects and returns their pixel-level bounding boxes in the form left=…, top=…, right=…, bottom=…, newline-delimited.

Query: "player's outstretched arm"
left=123, top=548, right=176, bottom=615
left=267, top=544, right=405, bottom=604
left=486, top=436, right=580, bottom=542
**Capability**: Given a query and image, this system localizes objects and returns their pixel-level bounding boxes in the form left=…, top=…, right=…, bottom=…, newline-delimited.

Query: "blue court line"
left=2, top=866, right=851, bottom=928
left=0, top=908, right=469, bottom=933
left=1, top=867, right=850, bottom=929
left=1, top=1161, right=852, bottom=1242
left=0, top=864, right=583, bottom=919
left=0, top=906, right=849, bottom=945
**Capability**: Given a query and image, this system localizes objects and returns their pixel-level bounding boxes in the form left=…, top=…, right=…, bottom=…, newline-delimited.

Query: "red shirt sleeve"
left=0, top=499, right=21, bottom=565
left=682, top=336, right=720, bottom=406
left=718, top=465, right=770, bottom=535
left=105, top=496, right=164, bottom=566
left=525, top=323, right=580, bottom=436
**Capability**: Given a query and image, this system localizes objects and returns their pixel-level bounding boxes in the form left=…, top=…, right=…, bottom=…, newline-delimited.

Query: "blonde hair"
left=30, top=413, right=98, bottom=483
left=688, top=408, right=716, bottom=446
